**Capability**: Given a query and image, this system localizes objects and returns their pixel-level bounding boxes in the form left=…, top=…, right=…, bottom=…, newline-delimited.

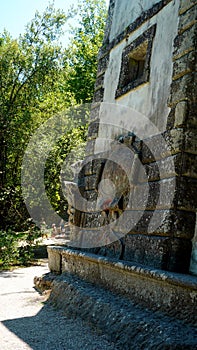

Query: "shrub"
left=0, top=230, right=20, bottom=268
left=0, top=225, right=42, bottom=269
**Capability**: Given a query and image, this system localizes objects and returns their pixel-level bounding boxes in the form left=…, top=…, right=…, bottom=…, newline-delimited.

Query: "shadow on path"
left=2, top=301, right=117, bottom=350
left=0, top=263, right=117, bottom=350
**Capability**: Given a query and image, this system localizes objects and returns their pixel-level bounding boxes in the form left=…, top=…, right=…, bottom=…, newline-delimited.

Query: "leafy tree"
left=0, top=4, right=70, bottom=229
left=65, top=0, right=107, bottom=103
left=0, top=0, right=107, bottom=233
left=44, top=120, right=88, bottom=220
left=43, top=0, right=108, bottom=220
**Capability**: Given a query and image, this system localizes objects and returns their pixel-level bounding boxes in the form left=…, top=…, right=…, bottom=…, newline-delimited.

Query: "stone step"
left=41, top=272, right=197, bottom=350
left=47, top=246, right=197, bottom=325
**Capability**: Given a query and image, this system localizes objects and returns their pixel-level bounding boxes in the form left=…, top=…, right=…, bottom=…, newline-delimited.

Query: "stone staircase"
left=34, top=246, right=197, bottom=349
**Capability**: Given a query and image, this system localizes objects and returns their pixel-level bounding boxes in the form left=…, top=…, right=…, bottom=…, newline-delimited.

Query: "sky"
left=0, top=0, right=110, bottom=45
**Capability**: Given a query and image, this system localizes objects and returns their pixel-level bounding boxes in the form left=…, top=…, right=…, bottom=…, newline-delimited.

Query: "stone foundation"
left=47, top=246, right=197, bottom=324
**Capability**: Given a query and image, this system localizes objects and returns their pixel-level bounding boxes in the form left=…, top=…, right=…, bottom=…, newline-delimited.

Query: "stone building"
left=47, top=0, right=197, bottom=345
left=59, top=0, right=197, bottom=274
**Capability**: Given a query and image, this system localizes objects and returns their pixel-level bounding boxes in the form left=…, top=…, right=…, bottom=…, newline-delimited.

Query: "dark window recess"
left=127, top=40, right=148, bottom=83
left=128, top=58, right=145, bottom=81
left=115, top=25, right=156, bottom=99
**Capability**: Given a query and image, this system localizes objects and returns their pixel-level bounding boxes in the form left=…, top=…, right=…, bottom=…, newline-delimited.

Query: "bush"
left=0, top=225, right=42, bottom=269
left=0, top=230, right=20, bottom=268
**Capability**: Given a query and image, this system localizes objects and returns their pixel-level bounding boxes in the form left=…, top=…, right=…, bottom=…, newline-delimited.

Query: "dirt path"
left=0, top=261, right=117, bottom=350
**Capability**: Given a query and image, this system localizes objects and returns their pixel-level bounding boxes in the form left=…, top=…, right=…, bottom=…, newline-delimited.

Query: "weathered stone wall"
left=167, top=0, right=197, bottom=274
left=66, top=0, right=197, bottom=274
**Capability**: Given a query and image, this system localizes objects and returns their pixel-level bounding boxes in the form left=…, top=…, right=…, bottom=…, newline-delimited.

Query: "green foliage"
left=0, top=230, right=19, bottom=267
left=0, top=4, right=71, bottom=230
left=65, top=0, right=107, bottom=103
left=0, top=0, right=107, bottom=266
left=44, top=116, right=88, bottom=218
left=0, top=225, right=41, bottom=269
left=0, top=186, right=30, bottom=231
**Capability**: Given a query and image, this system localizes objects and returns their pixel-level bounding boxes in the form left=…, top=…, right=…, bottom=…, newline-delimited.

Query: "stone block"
left=90, top=103, right=101, bottom=121
left=97, top=53, right=110, bottom=76
left=77, top=169, right=85, bottom=189
left=95, top=73, right=105, bottom=90
left=147, top=209, right=196, bottom=239
left=141, top=134, right=172, bottom=164
left=121, top=207, right=196, bottom=239
left=69, top=208, right=82, bottom=227
left=87, top=119, right=100, bottom=140
left=175, top=177, right=197, bottom=211
left=47, top=246, right=62, bottom=273
left=138, top=155, right=180, bottom=183
left=166, top=107, right=175, bottom=130
left=130, top=177, right=176, bottom=211
left=124, top=234, right=192, bottom=273
left=186, top=101, right=197, bottom=129
left=173, top=51, right=196, bottom=80
left=169, top=72, right=196, bottom=107
left=167, top=238, right=192, bottom=273
left=184, top=130, right=197, bottom=154
left=83, top=159, right=93, bottom=176
left=171, top=209, right=197, bottom=238
left=93, top=87, right=104, bottom=103
left=174, top=101, right=188, bottom=127
left=96, top=239, right=124, bottom=260
left=119, top=209, right=146, bottom=234
left=179, top=4, right=197, bottom=33
left=165, top=129, right=185, bottom=154
left=92, top=157, right=106, bottom=174
left=173, top=24, right=196, bottom=59
left=84, top=190, right=98, bottom=202
left=84, top=174, right=98, bottom=190
left=82, top=212, right=103, bottom=229
left=123, top=208, right=195, bottom=240
left=71, top=226, right=116, bottom=248
left=85, top=139, right=95, bottom=156
left=99, top=158, right=130, bottom=196
left=147, top=152, right=197, bottom=179
left=61, top=250, right=100, bottom=283
left=179, top=0, right=196, bottom=14
left=181, top=152, right=197, bottom=177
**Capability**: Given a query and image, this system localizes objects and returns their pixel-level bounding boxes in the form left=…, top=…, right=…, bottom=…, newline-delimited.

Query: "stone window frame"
left=115, top=24, right=156, bottom=99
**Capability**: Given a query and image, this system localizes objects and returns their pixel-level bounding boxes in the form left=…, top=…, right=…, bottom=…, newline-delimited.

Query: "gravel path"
left=0, top=261, right=118, bottom=350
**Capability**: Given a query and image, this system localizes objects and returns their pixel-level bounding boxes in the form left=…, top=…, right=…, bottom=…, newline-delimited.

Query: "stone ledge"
left=47, top=246, right=197, bottom=289
left=47, top=246, right=197, bottom=324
